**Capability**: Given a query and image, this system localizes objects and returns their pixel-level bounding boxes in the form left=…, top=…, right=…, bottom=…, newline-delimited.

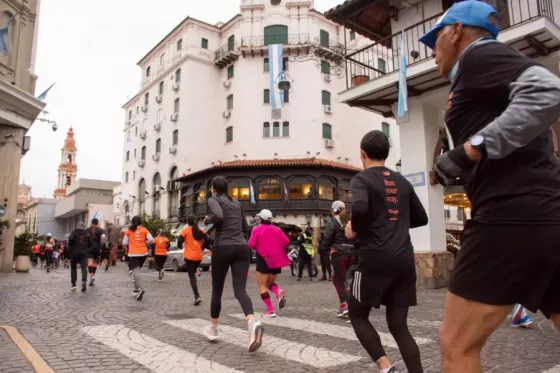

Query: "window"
left=146, top=66, right=151, bottom=77
left=226, top=126, right=233, bottom=143
left=318, top=177, right=335, bottom=200
left=227, top=94, right=233, bottom=110
left=173, top=129, right=178, bottom=145
left=283, top=57, right=289, bottom=71
left=350, top=31, right=356, bottom=40
left=270, top=0, right=281, bottom=5
left=322, top=90, right=331, bottom=105
left=283, top=88, right=289, bottom=103
left=273, top=122, right=280, bottom=137
left=378, top=58, right=387, bottom=73
left=227, top=35, right=235, bottom=51
left=175, top=69, right=181, bottom=83
left=264, top=58, right=269, bottom=72
left=160, top=53, right=165, bottom=65
left=320, top=29, right=329, bottom=47
left=174, top=98, right=180, bottom=113
left=201, top=38, right=208, bottom=49
left=382, top=122, right=390, bottom=137
left=289, top=177, right=313, bottom=199
left=177, top=38, right=183, bottom=51
left=322, top=123, right=332, bottom=140
left=282, top=121, right=289, bottom=137
left=133, top=171, right=135, bottom=180
left=126, top=151, right=130, bottom=161
left=321, top=60, right=330, bottom=75
left=141, top=146, right=146, bottom=160
left=128, top=110, right=132, bottom=120
left=155, top=138, right=161, bottom=153
left=264, top=25, right=288, bottom=45
left=258, top=178, right=281, bottom=200
left=144, top=93, right=149, bottom=105
left=142, top=119, right=148, bottom=132
left=134, top=149, right=137, bottom=158
left=157, top=109, right=163, bottom=123
left=136, top=106, right=139, bottom=114
left=127, top=131, right=131, bottom=142
left=229, top=179, right=250, bottom=200
left=158, top=81, right=164, bottom=95
left=139, top=179, right=146, bottom=213
left=263, top=122, right=270, bottom=138
left=125, top=172, right=129, bottom=183
left=264, top=89, right=270, bottom=104
left=227, top=65, right=234, bottom=79
left=135, top=127, right=138, bottom=136
left=169, top=167, right=179, bottom=217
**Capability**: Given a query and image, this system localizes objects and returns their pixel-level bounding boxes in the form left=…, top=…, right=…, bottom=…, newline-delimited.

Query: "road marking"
left=229, top=313, right=433, bottom=349
left=166, top=318, right=361, bottom=368
left=81, top=324, right=243, bottom=373
left=0, top=325, right=55, bottom=373
left=542, top=365, right=560, bottom=373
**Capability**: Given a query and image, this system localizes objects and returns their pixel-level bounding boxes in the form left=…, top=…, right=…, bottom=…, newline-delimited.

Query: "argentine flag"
left=249, top=180, right=256, bottom=204
left=268, top=44, right=284, bottom=110
left=397, top=31, right=408, bottom=118
left=0, top=13, right=16, bottom=56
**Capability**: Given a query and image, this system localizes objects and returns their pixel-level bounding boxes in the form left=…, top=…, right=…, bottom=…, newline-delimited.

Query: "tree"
left=14, top=232, right=36, bottom=257
left=141, top=212, right=172, bottom=239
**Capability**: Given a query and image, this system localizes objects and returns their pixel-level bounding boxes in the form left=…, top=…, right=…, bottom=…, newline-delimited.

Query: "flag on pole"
left=268, top=44, right=284, bottom=110
left=0, top=13, right=16, bottom=56
left=37, top=83, right=56, bottom=101
left=249, top=180, right=256, bottom=204
left=397, top=31, right=408, bottom=118
left=283, top=181, right=290, bottom=206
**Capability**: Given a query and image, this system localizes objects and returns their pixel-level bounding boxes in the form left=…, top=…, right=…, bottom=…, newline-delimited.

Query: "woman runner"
left=153, top=229, right=170, bottom=281
left=248, top=209, right=290, bottom=317
left=123, top=215, right=153, bottom=301
left=203, top=176, right=263, bottom=352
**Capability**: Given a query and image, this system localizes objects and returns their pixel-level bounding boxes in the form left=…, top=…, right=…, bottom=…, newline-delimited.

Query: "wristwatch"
left=469, top=134, right=485, bottom=151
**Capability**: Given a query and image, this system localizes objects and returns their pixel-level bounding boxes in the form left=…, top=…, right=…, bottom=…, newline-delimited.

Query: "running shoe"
left=263, top=310, right=277, bottom=318
left=197, top=268, right=202, bottom=277
left=278, top=289, right=287, bottom=310
left=297, top=278, right=301, bottom=281
left=132, top=289, right=140, bottom=296
left=46, top=267, right=50, bottom=273
left=128, top=270, right=133, bottom=276
left=89, top=276, right=95, bottom=286
left=337, top=302, right=349, bottom=318
left=136, top=288, right=145, bottom=301
left=71, top=285, right=77, bottom=291
left=204, top=325, right=219, bottom=341
left=81, top=283, right=87, bottom=293
left=248, top=320, right=263, bottom=352
left=511, top=304, right=533, bottom=328
left=193, top=297, right=202, bottom=306
left=160, top=269, right=165, bottom=279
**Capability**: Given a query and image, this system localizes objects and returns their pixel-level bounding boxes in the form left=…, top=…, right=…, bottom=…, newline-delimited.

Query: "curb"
left=0, top=325, right=54, bottom=373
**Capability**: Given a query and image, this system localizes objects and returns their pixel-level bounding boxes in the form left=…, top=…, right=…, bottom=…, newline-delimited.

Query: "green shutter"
left=273, top=122, right=280, bottom=137
left=382, top=122, right=390, bottom=137
left=227, top=65, right=234, bottom=79
left=264, top=25, right=288, bottom=46
left=264, top=89, right=270, bottom=104
left=201, top=38, right=208, bottom=49
left=322, top=123, right=332, bottom=140
left=228, top=35, right=235, bottom=51
left=321, top=60, right=330, bottom=75
left=378, top=58, right=386, bottom=73
left=282, top=122, right=289, bottom=137
left=322, top=90, right=331, bottom=105
left=320, top=30, right=329, bottom=47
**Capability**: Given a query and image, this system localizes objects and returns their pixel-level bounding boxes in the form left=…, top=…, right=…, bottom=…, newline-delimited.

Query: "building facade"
left=0, top=0, right=46, bottom=271
left=25, top=198, right=64, bottom=239
left=14, top=183, right=32, bottom=235
left=119, top=0, right=401, bottom=226
left=53, top=127, right=78, bottom=199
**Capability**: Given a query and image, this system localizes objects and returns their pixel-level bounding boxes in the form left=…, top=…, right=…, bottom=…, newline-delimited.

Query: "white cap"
left=47, top=233, right=52, bottom=237
left=257, top=209, right=273, bottom=221
left=332, top=201, right=345, bottom=213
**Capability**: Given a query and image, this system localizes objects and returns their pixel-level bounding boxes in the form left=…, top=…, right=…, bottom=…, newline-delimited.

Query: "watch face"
left=470, top=135, right=484, bottom=147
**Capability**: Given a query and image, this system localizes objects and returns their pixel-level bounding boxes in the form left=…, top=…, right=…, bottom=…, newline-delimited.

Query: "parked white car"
left=164, top=247, right=211, bottom=272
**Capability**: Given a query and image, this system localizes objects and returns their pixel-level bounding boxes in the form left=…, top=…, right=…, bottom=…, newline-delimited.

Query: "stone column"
left=0, top=126, right=25, bottom=272
left=396, top=99, right=453, bottom=288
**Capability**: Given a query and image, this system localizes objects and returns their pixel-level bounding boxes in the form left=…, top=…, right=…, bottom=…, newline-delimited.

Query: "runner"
left=52, top=247, right=59, bottom=269
left=67, top=221, right=92, bottom=292
left=318, top=232, right=332, bottom=281
left=42, top=234, right=55, bottom=273
left=123, top=215, right=153, bottom=301
left=418, top=1, right=560, bottom=370
left=202, top=176, right=263, bottom=352
left=345, top=130, right=428, bottom=373
left=248, top=209, right=290, bottom=317
left=153, top=229, right=170, bottom=281
left=31, top=242, right=40, bottom=267
left=87, top=218, right=106, bottom=286
left=324, top=201, right=355, bottom=318
left=178, top=214, right=210, bottom=305
left=101, top=239, right=111, bottom=271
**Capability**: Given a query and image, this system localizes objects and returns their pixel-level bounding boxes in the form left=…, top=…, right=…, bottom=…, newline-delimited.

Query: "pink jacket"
left=248, top=224, right=291, bottom=269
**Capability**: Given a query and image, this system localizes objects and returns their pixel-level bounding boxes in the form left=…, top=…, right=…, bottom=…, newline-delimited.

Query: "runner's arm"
left=205, top=197, right=223, bottom=224
left=350, top=176, right=369, bottom=234
left=146, top=232, right=154, bottom=245
left=409, top=185, right=428, bottom=228
left=122, top=236, right=129, bottom=246
left=475, top=65, right=560, bottom=159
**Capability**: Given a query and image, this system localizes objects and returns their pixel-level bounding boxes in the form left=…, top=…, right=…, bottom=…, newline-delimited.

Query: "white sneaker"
left=248, top=320, right=263, bottom=352
left=204, top=325, right=219, bottom=341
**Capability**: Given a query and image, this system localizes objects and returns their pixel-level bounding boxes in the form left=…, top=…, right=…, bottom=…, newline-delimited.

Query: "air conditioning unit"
left=139, top=130, right=147, bottom=139
left=324, top=105, right=332, bottom=114
left=169, top=145, right=177, bottom=154
left=138, top=160, right=145, bottom=167
left=223, top=80, right=231, bottom=88
left=153, top=184, right=161, bottom=193
left=154, top=122, right=161, bottom=131
left=324, top=74, right=331, bottom=82
left=170, top=113, right=179, bottom=122
left=155, top=95, right=162, bottom=103
left=324, top=139, right=335, bottom=148
left=223, top=110, right=231, bottom=119
left=166, top=180, right=178, bottom=192
left=141, top=105, right=148, bottom=112
left=152, top=153, right=160, bottom=162
left=172, top=83, right=180, bottom=91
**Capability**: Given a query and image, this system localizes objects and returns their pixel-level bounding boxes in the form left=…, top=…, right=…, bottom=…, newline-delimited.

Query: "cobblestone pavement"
left=0, top=264, right=558, bottom=373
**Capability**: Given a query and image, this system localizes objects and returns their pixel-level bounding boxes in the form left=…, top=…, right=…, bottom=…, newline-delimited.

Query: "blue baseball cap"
left=419, top=0, right=499, bottom=49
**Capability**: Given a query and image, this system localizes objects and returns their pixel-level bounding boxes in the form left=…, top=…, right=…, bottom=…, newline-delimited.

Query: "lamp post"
left=396, top=159, right=402, bottom=172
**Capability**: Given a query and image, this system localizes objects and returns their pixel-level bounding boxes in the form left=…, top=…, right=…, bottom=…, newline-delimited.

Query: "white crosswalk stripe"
left=166, top=318, right=362, bottom=368
left=81, top=324, right=243, bottom=373
left=542, top=365, right=560, bottom=373
left=229, top=313, right=433, bottom=349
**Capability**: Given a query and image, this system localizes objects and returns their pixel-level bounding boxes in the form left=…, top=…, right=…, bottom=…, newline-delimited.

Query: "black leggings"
left=210, top=245, right=254, bottom=319
left=298, top=256, right=313, bottom=278
left=184, top=259, right=201, bottom=298
left=154, top=255, right=167, bottom=271
left=70, top=255, right=88, bottom=285
left=349, top=299, right=423, bottom=373
left=319, top=251, right=332, bottom=278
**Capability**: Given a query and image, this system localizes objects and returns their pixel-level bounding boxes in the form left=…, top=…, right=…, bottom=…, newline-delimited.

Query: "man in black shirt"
left=419, top=1, right=560, bottom=371
left=87, top=218, right=106, bottom=286
left=346, top=130, right=428, bottom=373
left=68, top=222, right=92, bottom=292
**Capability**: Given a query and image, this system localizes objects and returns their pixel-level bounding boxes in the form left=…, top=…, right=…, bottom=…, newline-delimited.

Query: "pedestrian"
left=123, top=215, right=153, bottom=301
left=87, top=218, right=106, bottom=286
left=67, top=221, right=92, bottom=292
left=418, top=1, right=560, bottom=370
left=31, top=242, right=40, bottom=267
left=248, top=209, right=290, bottom=317
left=324, top=201, right=356, bottom=317
left=42, top=234, right=55, bottom=273
left=296, top=226, right=314, bottom=281
left=345, top=130, right=428, bottom=373
left=318, top=232, right=332, bottom=282
left=110, top=244, right=118, bottom=267
left=178, top=214, right=210, bottom=305
left=202, top=176, right=263, bottom=352
left=52, top=248, right=59, bottom=269
left=153, top=228, right=170, bottom=281
left=101, top=240, right=111, bottom=271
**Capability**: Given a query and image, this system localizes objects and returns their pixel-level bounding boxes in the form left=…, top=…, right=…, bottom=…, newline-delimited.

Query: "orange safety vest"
left=124, top=226, right=150, bottom=256
left=180, top=226, right=205, bottom=261
left=32, top=244, right=40, bottom=254
left=153, top=236, right=169, bottom=256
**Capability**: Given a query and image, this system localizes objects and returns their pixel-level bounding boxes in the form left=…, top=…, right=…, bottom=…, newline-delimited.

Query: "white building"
left=118, top=0, right=401, bottom=225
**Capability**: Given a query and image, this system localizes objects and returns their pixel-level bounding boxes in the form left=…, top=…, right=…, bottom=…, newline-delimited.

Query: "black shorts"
left=449, top=220, right=560, bottom=318
left=256, top=254, right=281, bottom=275
left=129, top=256, right=147, bottom=270
left=348, top=250, right=417, bottom=317
left=100, top=251, right=110, bottom=261
left=184, top=259, right=201, bottom=274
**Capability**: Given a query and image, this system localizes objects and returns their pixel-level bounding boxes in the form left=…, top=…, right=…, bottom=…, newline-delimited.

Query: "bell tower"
left=53, top=127, right=78, bottom=199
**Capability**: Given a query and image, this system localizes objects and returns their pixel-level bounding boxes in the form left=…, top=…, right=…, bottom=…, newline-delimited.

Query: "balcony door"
left=264, top=25, right=288, bottom=46
left=443, top=0, right=510, bottom=29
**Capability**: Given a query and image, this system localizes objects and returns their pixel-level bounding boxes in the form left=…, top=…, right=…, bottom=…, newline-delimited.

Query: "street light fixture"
left=396, top=159, right=402, bottom=172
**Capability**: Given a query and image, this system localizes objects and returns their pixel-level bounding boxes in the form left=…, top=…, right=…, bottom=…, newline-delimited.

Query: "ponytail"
left=339, top=210, right=350, bottom=225
left=129, top=215, right=142, bottom=232
left=187, top=214, right=204, bottom=241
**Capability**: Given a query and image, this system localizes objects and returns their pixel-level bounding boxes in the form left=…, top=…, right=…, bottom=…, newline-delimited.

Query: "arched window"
left=153, top=173, right=161, bottom=188
left=175, top=69, right=181, bottom=83
left=146, top=66, right=151, bottom=77
left=126, top=151, right=130, bottom=162
left=65, top=176, right=72, bottom=186
left=174, top=98, right=180, bottom=113
left=144, top=92, right=149, bottom=105
left=288, top=176, right=313, bottom=199
left=141, top=146, right=146, bottom=160
left=318, top=177, right=335, bottom=201
left=153, top=173, right=161, bottom=217
left=322, top=123, right=332, bottom=140
left=264, top=25, right=288, bottom=45
left=160, top=53, right=165, bottom=65
left=155, top=138, right=161, bottom=153
left=139, top=179, right=146, bottom=213
left=322, top=90, right=331, bottom=105
left=229, top=179, right=250, bottom=200
left=158, top=81, right=164, bottom=95
left=142, top=119, right=148, bottom=132
left=67, top=154, right=72, bottom=163
left=258, top=178, right=281, bottom=200
left=157, top=109, right=163, bottom=123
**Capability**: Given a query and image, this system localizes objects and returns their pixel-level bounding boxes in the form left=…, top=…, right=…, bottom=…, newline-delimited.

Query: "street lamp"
left=395, top=159, right=402, bottom=172
left=37, top=117, right=58, bottom=131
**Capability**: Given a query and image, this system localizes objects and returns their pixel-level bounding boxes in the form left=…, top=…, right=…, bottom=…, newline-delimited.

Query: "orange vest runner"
left=180, top=226, right=206, bottom=261
left=153, top=236, right=169, bottom=256
left=124, top=226, right=150, bottom=256
left=32, top=244, right=40, bottom=254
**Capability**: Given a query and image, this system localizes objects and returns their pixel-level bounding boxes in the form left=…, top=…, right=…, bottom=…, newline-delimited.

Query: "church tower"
left=53, top=127, right=78, bottom=199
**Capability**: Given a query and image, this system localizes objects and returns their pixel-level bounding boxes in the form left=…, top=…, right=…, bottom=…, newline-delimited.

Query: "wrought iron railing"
left=214, top=41, right=239, bottom=61
left=241, top=33, right=310, bottom=48
left=345, top=0, right=555, bottom=88
left=315, top=37, right=345, bottom=55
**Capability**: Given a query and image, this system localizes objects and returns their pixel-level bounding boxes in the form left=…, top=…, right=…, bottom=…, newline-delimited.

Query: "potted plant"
left=13, top=232, right=34, bottom=273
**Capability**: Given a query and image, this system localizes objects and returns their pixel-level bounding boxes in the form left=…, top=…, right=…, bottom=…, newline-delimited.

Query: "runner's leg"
left=230, top=245, right=254, bottom=318
left=80, top=256, right=88, bottom=291
left=331, top=252, right=350, bottom=314
left=256, top=271, right=274, bottom=314
left=386, top=306, right=423, bottom=373
left=70, top=257, right=78, bottom=287
left=185, top=259, right=201, bottom=300
left=210, top=246, right=232, bottom=321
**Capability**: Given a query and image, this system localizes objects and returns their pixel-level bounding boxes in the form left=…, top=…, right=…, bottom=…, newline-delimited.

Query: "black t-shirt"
left=446, top=42, right=560, bottom=223
left=350, top=167, right=428, bottom=257
left=89, top=226, right=105, bottom=249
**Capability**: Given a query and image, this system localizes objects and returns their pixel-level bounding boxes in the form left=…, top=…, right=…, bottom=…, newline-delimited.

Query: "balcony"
left=334, top=0, right=560, bottom=116
left=214, top=42, right=241, bottom=68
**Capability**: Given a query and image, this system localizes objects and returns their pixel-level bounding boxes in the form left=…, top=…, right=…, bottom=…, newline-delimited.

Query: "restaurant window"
left=183, top=187, right=194, bottom=207
left=229, top=179, right=250, bottom=200
left=195, top=187, right=207, bottom=205
left=273, top=122, right=280, bottom=137
left=318, top=177, right=335, bottom=200
left=339, top=179, right=352, bottom=202
left=258, top=178, right=281, bottom=200
left=288, top=177, right=313, bottom=199
left=263, top=122, right=270, bottom=138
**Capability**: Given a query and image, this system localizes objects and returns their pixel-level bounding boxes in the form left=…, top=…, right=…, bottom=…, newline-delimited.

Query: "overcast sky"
left=20, top=0, right=343, bottom=198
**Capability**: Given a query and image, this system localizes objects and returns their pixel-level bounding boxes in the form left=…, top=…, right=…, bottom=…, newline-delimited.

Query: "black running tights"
left=184, top=259, right=201, bottom=298
left=349, top=302, right=423, bottom=373
left=210, top=245, right=254, bottom=319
